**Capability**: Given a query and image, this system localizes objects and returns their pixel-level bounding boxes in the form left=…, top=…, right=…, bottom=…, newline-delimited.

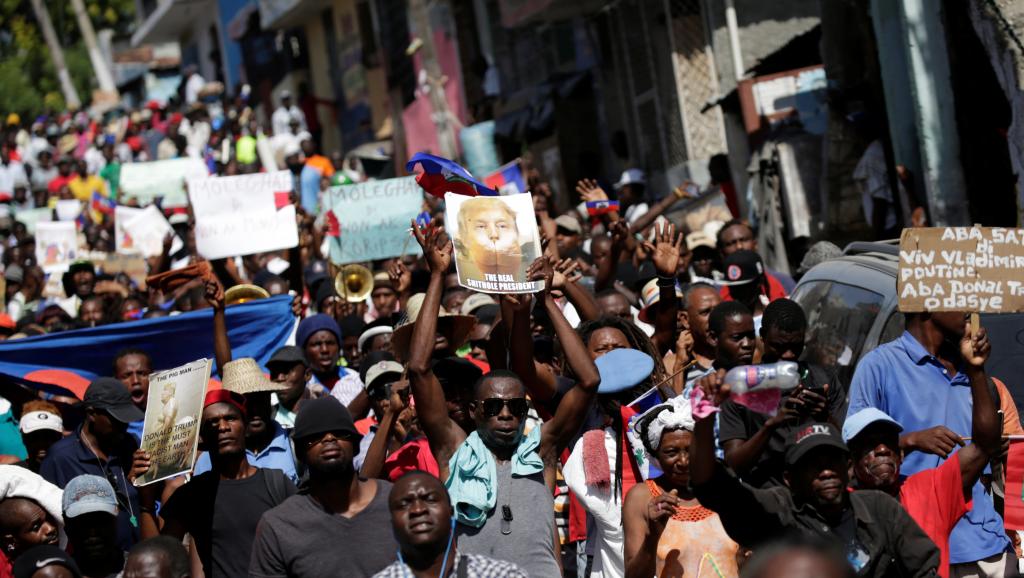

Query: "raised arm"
left=406, top=221, right=468, bottom=478
left=539, top=257, right=601, bottom=464
left=504, top=290, right=558, bottom=405
left=641, top=222, right=683, bottom=355
left=956, top=321, right=999, bottom=497
left=359, top=383, right=407, bottom=480
left=627, top=183, right=691, bottom=234
left=204, top=276, right=232, bottom=375
left=553, top=258, right=599, bottom=322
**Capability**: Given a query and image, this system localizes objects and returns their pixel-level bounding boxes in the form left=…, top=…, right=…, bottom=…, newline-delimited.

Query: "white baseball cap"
left=614, top=169, right=645, bottom=190
left=20, top=410, right=63, bottom=434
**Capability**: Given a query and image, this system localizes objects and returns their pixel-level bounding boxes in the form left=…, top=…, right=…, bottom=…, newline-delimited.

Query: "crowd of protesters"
left=0, top=90, right=1019, bottom=578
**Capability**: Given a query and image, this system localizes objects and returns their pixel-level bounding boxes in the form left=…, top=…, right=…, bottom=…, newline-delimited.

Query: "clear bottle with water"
left=723, top=361, right=801, bottom=395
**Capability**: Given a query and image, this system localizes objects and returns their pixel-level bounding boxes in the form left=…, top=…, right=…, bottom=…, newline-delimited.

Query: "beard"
left=309, top=455, right=355, bottom=479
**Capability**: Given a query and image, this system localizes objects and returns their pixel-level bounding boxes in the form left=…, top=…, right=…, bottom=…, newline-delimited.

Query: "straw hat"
left=391, top=293, right=477, bottom=362
left=222, top=358, right=286, bottom=394
left=224, top=284, right=270, bottom=306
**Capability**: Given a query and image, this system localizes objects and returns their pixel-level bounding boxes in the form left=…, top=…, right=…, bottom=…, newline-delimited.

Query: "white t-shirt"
left=564, top=428, right=624, bottom=578
left=0, top=161, right=28, bottom=197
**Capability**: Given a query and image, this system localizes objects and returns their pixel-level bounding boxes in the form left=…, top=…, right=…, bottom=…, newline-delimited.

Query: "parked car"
left=791, top=240, right=1024, bottom=415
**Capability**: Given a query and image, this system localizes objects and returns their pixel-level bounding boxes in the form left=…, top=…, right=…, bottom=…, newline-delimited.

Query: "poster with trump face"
left=445, top=192, right=543, bottom=294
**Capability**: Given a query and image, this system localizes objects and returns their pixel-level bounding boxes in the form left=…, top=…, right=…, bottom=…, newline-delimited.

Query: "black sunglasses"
left=478, top=398, right=529, bottom=418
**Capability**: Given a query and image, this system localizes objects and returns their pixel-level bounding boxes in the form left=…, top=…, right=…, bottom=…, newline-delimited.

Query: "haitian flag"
left=483, top=159, right=526, bottom=195
left=406, top=152, right=497, bottom=199
left=586, top=200, right=619, bottom=216
left=0, top=295, right=295, bottom=399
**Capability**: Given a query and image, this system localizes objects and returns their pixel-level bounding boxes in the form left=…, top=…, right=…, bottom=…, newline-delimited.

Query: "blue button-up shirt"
left=847, top=331, right=1010, bottom=563
left=39, top=428, right=141, bottom=553
left=193, top=421, right=298, bottom=484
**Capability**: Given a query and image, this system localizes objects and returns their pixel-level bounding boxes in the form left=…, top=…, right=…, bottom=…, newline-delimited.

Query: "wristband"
left=656, top=275, right=676, bottom=288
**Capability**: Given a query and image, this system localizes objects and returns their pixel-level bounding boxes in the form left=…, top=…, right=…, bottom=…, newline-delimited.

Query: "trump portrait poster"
left=444, top=192, right=542, bottom=294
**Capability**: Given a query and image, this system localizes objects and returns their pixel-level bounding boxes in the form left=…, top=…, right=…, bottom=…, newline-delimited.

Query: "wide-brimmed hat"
left=637, top=278, right=684, bottom=324
left=391, top=293, right=476, bottom=362
left=222, top=358, right=286, bottom=394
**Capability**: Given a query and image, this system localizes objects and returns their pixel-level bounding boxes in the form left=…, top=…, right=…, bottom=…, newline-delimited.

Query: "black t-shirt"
left=161, top=468, right=296, bottom=578
left=718, top=364, right=846, bottom=488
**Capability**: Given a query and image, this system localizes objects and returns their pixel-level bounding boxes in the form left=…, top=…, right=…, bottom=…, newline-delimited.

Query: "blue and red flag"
left=91, top=191, right=116, bottom=216
left=586, top=200, right=619, bottom=216
left=483, top=159, right=526, bottom=195
left=0, top=295, right=295, bottom=400
left=406, top=152, right=498, bottom=199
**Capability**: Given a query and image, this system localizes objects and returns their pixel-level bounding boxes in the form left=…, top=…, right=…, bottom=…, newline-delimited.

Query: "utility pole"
left=29, top=0, right=82, bottom=109
left=69, top=0, right=119, bottom=96
left=408, top=0, right=459, bottom=159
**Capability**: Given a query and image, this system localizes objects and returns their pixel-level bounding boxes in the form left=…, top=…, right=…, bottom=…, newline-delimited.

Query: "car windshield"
left=791, top=280, right=885, bottom=386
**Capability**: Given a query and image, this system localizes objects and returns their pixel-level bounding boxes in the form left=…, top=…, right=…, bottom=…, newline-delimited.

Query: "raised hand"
left=388, top=260, right=412, bottom=294
left=609, top=219, right=631, bottom=250
left=575, top=178, right=607, bottom=203
left=551, top=258, right=581, bottom=289
left=204, top=276, right=224, bottom=310
left=411, top=220, right=452, bottom=274
left=642, top=221, right=684, bottom=278
left=960, top=322, right=991, bottom=369
left=526, top=255, right=554, bottom=293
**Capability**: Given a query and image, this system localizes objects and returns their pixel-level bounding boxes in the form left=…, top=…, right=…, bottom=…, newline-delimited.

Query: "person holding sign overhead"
left=846, top=313, right=1014, bottom=576
left=450, top=194, right=540, bottom=292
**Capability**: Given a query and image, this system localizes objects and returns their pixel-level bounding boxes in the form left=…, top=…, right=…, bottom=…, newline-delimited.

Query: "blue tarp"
left=0, top=295, right=295, bottom=397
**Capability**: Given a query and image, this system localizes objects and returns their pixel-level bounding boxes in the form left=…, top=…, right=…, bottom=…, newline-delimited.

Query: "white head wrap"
left=640, top=395, right=695, bottom=453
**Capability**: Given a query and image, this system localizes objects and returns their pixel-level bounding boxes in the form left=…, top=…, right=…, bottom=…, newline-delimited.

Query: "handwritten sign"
left=120, top=158, right=208, bottom=207
left=187, top=171, right=298, bottom=260
left=35, top=221, right=79, bottom=273
left=445, top=192, right=543, bottom=294
left=898, top=227, right=1024, bottom=313
left=322, top=177, right=424, bottom=263
left=114, top=206, right=143, bottom=255
left=122, top=205, right=183, bottom=258
left=136, top=359, right=212, bottom=486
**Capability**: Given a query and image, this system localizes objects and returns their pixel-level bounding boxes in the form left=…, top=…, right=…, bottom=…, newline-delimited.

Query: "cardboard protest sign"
left=445, top=192, right=542, bottom=294
left=122, top=205, right=183, bottom=258
left=187, top=171, right=298, bottom=260
left=322, top=177, right=424, bottom=264
left=135, top=358, right=212, bottom=486
left=119, top=158, right=208, bottom=207
left=898, top=227, right=1024, bottom=313
left=114, top=205, right=143, bottom=255
left=35, top=221, right=79, bottom=273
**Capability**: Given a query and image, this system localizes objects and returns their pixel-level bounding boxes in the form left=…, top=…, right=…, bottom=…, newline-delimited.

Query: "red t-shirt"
left=899, top=452, right=971, bottom=578
left=383, top=437, right=439, bottom=481
left=719, top=272, right=788, bottom=303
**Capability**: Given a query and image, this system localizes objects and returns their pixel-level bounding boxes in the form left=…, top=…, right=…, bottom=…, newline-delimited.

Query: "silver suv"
left=791, top=241, right=1024, bottom=414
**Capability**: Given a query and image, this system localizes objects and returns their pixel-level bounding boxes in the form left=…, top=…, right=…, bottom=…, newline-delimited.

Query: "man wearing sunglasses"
left=250, top=397, right=398, bottom=577
left=407, top=222, right=601, bottom=577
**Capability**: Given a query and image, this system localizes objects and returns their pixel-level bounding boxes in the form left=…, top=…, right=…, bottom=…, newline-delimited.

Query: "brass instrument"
left=224, top=284, right=270, bottom=306
left=334, top=264, right=374, bottom=303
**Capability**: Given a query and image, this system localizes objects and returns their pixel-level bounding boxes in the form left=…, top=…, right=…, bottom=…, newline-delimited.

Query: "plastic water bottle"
left=722, top=361, right=800, bottom=395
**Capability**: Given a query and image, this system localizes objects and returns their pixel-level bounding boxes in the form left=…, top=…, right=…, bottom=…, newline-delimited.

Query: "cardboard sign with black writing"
left=135, top=359, right=212, bottom=486
left=898, top=227, right=1024, bottom=313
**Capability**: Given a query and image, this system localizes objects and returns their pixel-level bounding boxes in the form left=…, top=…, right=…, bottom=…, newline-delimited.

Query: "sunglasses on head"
left=478, top=398, right=529, bottom=418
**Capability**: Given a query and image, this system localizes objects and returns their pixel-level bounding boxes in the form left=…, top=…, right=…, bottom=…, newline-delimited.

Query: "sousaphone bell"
left=335, top=264, right=374, bottom=303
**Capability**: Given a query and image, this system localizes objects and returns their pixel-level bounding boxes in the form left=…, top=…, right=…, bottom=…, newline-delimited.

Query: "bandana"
left=637, top=396, right=695, bottom=453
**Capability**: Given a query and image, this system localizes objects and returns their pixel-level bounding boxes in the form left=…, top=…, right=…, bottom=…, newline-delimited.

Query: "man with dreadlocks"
left=563, top=348, right=657, bottom=578
left=623, top=396, right=740, bottom=578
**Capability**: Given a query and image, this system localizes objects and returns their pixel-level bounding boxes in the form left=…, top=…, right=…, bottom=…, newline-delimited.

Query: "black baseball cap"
left=83, top=377, right=144, bottom=424
left=266, top=346, right=308, bottom=371
left=722, top=249, right=765, bottom=286
left=784, top=422, right=848, bottom=467
left=292, top=397, right=361, bottom=444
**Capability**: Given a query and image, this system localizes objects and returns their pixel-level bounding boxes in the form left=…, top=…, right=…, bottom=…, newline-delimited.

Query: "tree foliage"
left=0, top=0, right=136, bottom=117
